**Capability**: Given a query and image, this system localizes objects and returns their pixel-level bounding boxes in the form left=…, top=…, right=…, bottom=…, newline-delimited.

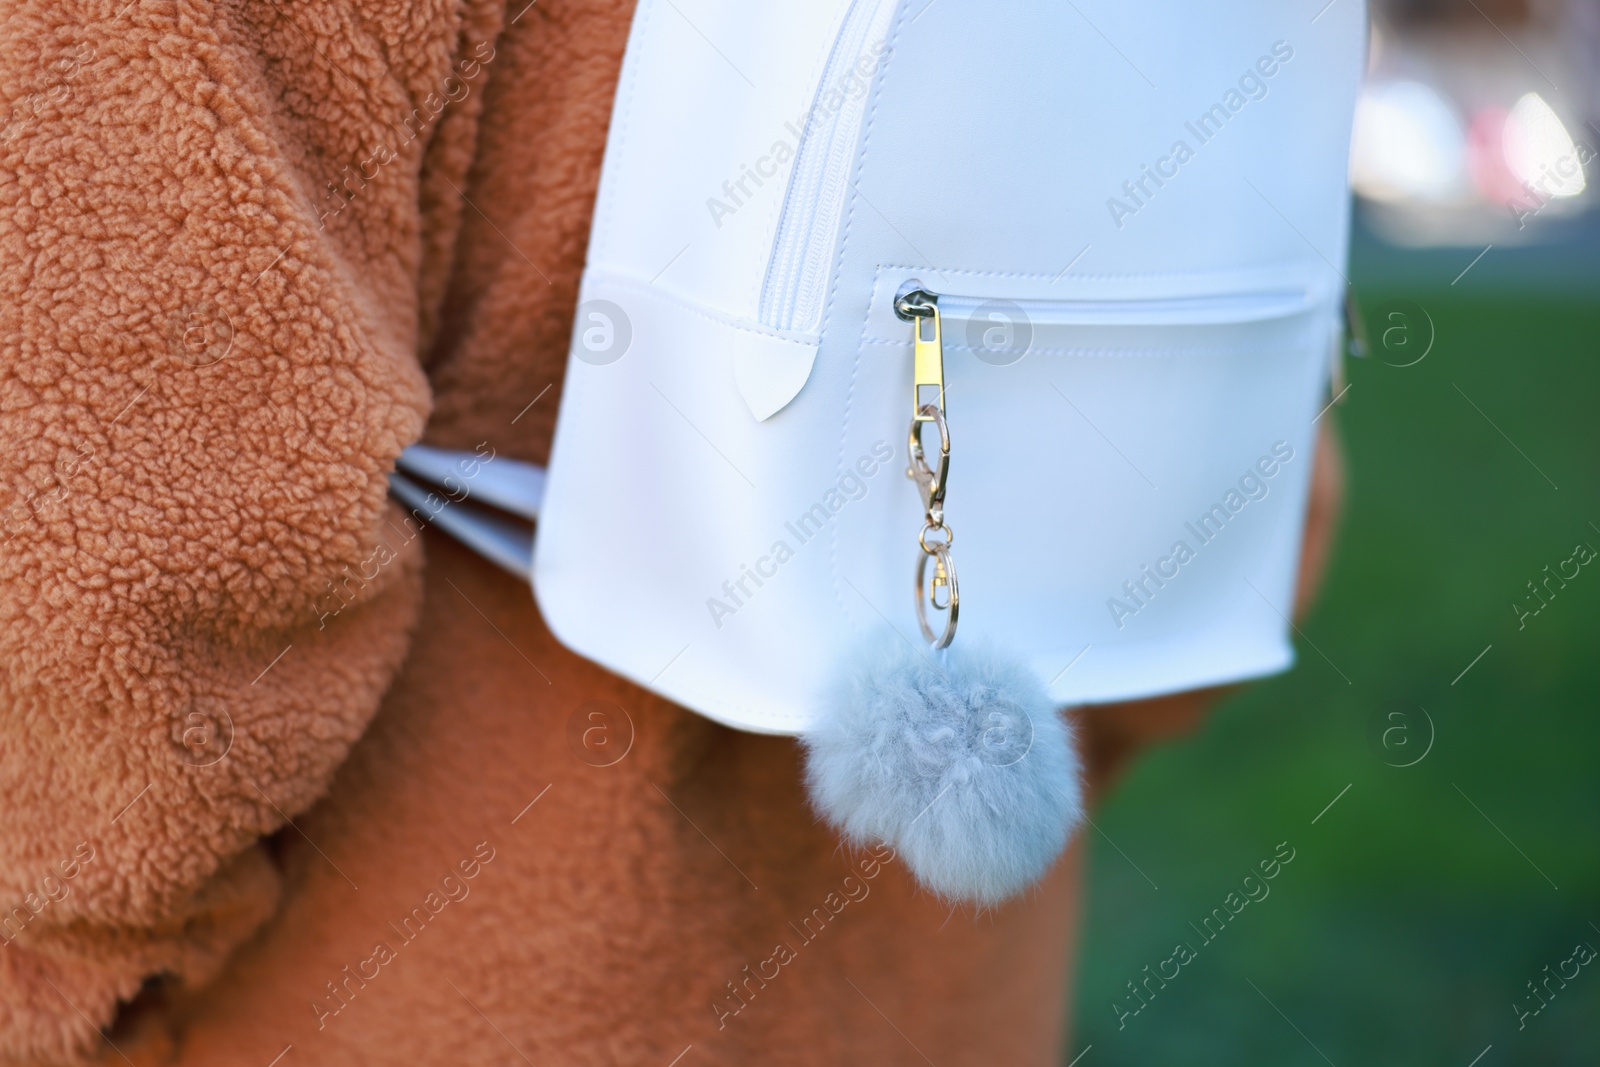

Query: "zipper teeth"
left=928, top=288, right=1313, bottom=324
left=759, top=0, right=899, bottom=333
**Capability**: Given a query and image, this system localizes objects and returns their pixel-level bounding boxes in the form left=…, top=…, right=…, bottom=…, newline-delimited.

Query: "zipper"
left=759, top=0, right=901, bottom=333
left=865, top=281, right=1316, bottom=352
left=889, top=283, right=1311, bottom=378
left=928, top=288, right=1313, bottom=329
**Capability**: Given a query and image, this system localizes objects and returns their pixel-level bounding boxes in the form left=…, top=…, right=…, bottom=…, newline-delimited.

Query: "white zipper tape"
left=759, top=0, right=903, bottom=333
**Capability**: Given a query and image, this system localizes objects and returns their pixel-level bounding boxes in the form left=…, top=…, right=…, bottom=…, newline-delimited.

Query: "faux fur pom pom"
left=802, top=638, right=1083, bottom=906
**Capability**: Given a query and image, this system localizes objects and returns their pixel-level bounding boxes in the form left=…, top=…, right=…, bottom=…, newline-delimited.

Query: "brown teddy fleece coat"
left=0, top=1, right=1343, bottom=1063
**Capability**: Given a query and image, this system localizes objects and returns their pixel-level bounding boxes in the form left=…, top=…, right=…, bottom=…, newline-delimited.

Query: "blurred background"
left=1071, top=0, right=1600, bottom=1062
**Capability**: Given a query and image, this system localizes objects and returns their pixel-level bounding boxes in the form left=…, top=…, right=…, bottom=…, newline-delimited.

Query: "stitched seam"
left=857, top=339, right=1299, bottom=358
left=595, top=0, right=655, bottom=267
left=750, top=3, right=846, bottom=317
left=589, top=273, right=818, bottom=347
left=827, top=0, right=909, bottom=628
left=871, top=262, right=1327, bottom=284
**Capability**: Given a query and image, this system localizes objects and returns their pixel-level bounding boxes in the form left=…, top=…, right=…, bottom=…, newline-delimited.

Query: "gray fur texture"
left=803, top=637, right=1083, bottom=906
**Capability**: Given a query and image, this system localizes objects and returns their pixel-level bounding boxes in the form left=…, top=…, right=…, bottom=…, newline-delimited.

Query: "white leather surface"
left=535, top=0, right=1367, bottom=734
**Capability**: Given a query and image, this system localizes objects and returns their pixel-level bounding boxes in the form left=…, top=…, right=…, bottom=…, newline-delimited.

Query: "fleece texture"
left=0, top=0, right=489, bottom=1061
left=0, top=0, right=1345, bottom=1063
left=806, top=639, right=1083, bottom=907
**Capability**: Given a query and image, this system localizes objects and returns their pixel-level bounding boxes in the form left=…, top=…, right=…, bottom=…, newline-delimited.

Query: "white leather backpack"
left=396, top=0, right=1367, bottom=903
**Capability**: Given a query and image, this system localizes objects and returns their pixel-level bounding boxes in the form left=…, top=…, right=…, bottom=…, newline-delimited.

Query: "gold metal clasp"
left=915, top=541, right=959, bottom=649
left=928, top=543, right=952, bottom=610
left=906, top=402, right=950, bottom=518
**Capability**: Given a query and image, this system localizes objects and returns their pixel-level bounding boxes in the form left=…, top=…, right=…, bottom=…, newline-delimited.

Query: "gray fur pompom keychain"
left=802, top=291, right=1083, bottom=906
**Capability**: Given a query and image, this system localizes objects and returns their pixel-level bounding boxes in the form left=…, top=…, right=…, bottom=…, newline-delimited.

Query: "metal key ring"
left=915, top=542, right=959, bottom=649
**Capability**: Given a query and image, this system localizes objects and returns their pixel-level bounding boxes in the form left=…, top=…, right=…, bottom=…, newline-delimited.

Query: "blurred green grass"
left=1071, top=232, right=1600, bottom=1065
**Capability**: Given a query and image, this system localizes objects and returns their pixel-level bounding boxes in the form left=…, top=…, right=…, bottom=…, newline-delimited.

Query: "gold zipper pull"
left=900, top=287, right=949, bottom=518
left=896, top=288, right=943, bottom=423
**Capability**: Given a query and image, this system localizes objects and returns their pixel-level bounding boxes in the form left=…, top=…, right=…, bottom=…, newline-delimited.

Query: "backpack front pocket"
left=832, top=270, right=1338, bottom=704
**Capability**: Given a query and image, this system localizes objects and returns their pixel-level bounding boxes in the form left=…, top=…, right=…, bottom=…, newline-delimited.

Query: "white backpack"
left=397, top=0, right=1367, bottom=903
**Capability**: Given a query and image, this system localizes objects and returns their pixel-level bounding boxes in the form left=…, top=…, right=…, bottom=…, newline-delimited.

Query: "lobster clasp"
left=906, top=402, right=950, bottom=517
